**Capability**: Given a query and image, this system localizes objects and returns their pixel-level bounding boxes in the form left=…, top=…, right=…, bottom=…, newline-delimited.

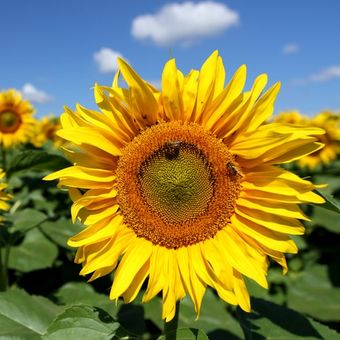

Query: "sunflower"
left=0, top=170, right=11, bottom=213
left=274, top=110, right=304, bottom=125
left=32, top=116, right=64, bottom=148
left=45, top=51, right=324, bottom=321
left=296, top=111, right=340, bottom=170
left=0, top=89, right=35, bottom=148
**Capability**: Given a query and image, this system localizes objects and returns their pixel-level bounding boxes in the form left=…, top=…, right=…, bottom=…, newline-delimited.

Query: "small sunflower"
left=0, top=89, right=35, bottom=148
left=32, top=116, right=64, bottom=148
left=0, top=170, right=11, bottom=213
left=274, top=110, right=304, bottom=125
left=297, top=111, right=340, bottom=170
left=45, top=51, right=324, bottom=321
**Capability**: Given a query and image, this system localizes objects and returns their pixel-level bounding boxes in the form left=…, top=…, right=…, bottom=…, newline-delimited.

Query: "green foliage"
left=6, top=149, right=70, bottom=178
left=40, top=217, right=83, bottom=248
left=315, top=188, right=340, bottom=214
left=8, top=208, right=47, bottom=232
left=238, top=298, right=340, bottom=339
left=8, top=228, right=59, bottom=272
left=287, top=264, right=340, bottom=321
left=43, top=305, right=120, bottom=340
left=0, top=289, right=62, bottom=338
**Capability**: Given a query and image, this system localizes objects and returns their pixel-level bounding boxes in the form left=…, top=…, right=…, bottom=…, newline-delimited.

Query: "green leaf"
left=42, top=305, right=120, bottom=340
left=8, top=208, right=47, bottom=233
left=0, top=289, right=62, bottom=339
left=315, top=189, right=340, bottom=214
left=8, top=228, right=58, bottom=272
left=309, top=205, right=340, bottom=233
left=6, top=150, right=70, bottom=178
left=158, top=328, right=209, bottom=340
left=287, top=264, right=340, bottom=321
left=54, top=282, right=119, bottom=316
left=314, top=175, right=340, bottom=193
left=238, top=298, right=340, bottom=339
left=40, top=217, right=83, bottom=248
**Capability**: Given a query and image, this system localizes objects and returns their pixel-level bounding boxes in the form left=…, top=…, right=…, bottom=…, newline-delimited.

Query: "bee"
left=164, top=140, right=182, bottom=160
left=226, top=161, right=243, bottom=178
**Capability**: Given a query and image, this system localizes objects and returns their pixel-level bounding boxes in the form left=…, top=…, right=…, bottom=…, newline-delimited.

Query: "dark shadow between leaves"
left=117, top=304, right=146, bottom=335
left=238, top=298, right=323, bottom=339
left=94, top=306, right=115, bottom=324
left=208, top=329, right=242, bottom=340
left=328, top=262, right=340, bottom=287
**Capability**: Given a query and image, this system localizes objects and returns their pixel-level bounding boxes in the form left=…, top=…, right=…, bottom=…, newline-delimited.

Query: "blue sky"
left=1, top=0, right=340, bottom=118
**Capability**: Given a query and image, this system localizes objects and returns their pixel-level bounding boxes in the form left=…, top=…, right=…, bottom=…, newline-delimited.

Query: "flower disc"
left=116, top=121, right=242, bottom=248
left=0, top=111, right=22, bottom=133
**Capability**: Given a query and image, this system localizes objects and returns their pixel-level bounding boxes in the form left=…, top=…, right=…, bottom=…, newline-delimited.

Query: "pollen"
left=116, top=121, right=242, bottom=248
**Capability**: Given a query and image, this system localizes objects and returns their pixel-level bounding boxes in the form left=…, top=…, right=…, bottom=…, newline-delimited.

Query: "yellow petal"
left=193, top=50, right=219, bottom=122
left=118, top=57, right=158, bottom=124
left=162, top=59, right=184, bottom=121
left=68, top=214, right=122, bottom=247
left=57, top=127, right=123, bottom=156
left=110, top=238, right=152, bottom=299
left=204, top=64, right=247, bottom=129
left=232, top=214, right=298, bottom=253
left=233, top=270, right=251, bottom=312
left=236, top=206, right=305, bottom=235
left=182, top=70, right=199, bottom=122
left=237, top=197, right=310, bottom=221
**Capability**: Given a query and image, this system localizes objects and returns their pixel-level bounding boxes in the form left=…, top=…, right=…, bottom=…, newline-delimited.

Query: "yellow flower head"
left=32, top=116, right=64, bottom=148
left=297, top=111, right=340, bottom=170
left=0, top=170, right=11, bottom=212
left=274, top=110, right=304, bottom=125
left=45, top=51, right=324, bottom=321
left=0, top=89, right=36, bottom=148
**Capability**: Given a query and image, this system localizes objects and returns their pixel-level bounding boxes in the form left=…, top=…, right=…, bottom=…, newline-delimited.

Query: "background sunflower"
left=0, top=90, right=35, bottom=148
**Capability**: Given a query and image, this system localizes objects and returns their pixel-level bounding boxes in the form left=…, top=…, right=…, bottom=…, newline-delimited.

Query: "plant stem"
left=0, top=248, right=8, bottom=291
left=163, top=301, right=180, bottom=339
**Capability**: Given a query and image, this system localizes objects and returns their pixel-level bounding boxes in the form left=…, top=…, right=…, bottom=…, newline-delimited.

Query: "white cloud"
left=293, top=65, right=340, bottom=85
left=131, top=1, right=239, bottom=46
left=21, top=83, right=53, bottom=104
left=283, top=43, right=299, bottom=55
left=309, top=66, right=340, bottom=82
left=93, top=48, right=123, bottom=73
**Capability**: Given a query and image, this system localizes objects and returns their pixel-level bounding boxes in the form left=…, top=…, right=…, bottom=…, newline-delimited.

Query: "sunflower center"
left=0, top=111, right=22, bottom=133
left=116, top=121, right=242, bottom=249
left=139, top=142, right=214, bottom=224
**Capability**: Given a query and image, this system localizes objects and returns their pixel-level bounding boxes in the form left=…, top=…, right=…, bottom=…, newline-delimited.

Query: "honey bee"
left=164, top=140, right=182, bottom=160
left=226, top=161, right=243, bottom=178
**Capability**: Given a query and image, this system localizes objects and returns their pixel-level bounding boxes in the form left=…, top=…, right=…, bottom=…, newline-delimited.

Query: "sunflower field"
left=1, top=53, right=340, bottom=340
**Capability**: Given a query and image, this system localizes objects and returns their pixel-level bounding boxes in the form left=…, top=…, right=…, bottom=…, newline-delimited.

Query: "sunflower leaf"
left=0, top=289, right=62, bottom=339
left=53, top=282, right=120, bottom=316
left=237, top=298, right=339, bottom=339
left=42, top=305, right=120, bottom=340
left=314, top=189, right=340, bottom=214
left=40, top=217, right=83, bottom=248
left=7, top=208, right=47, bottom=233
left=6, top=149, right=70, bottom=178
left=308, top=205, right=340, bottom=233
left=8, top=228, right=58, bottom=272
left=287, top=264, right=340, bottom=321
